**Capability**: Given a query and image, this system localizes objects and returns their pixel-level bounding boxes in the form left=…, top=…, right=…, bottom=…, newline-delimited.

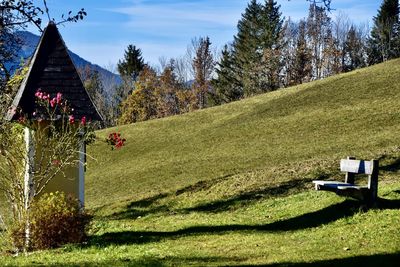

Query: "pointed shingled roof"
left=7, top=22, right=102, bottom=121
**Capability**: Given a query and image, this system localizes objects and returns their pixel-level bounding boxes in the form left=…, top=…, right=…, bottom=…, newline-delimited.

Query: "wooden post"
left=23, top=127, right=35, bottom=251
left=368, top=159, right=379, bottom=205
left=345, top=156, right=356, bottom=184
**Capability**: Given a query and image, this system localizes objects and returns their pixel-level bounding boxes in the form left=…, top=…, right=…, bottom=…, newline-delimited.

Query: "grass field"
left=1, top=59, right=400, bottom=266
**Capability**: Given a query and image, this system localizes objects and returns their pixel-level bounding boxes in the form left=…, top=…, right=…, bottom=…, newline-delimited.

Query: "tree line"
left=97, top=0, right=398, bottom=126
left=1, top=0, right=399, bottom=127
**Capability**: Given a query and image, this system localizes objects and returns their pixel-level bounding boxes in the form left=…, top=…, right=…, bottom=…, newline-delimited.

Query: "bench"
left=312, top=157, right=379, bottom=204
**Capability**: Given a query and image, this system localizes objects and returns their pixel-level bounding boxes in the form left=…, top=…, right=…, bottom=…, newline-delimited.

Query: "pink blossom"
left=35, top=90, right=43, bottom=99
left=80, top=116, right=86, bottom=126
left=56, top=93, right=62, bottom=104
left=33, top=112, right=36, bottom=116
left=50, top=98, right=56, bottom=108
left=69, top=115, right=75, bottom=124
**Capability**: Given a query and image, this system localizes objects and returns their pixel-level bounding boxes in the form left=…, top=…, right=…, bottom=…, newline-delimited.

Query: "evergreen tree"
left=259, top=0, right=285, bottom=91
left=115, top=44, right=145, bottom=119
left=117, top=44, right=145, bottom=80
left=367, top=0, right=400, bottom=64
left=233, top=0, right=263, bottom=96
left=233, top=0, right=284, bottom=96
left=212, top=45, right=243, bottom=103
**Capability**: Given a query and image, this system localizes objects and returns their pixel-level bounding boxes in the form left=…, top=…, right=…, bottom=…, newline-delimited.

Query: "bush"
left=11, top=191, right=91, bottom=251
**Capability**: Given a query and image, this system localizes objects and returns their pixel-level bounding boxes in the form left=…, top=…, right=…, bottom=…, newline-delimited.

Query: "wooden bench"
left=313, top=157, right=379, bottom=204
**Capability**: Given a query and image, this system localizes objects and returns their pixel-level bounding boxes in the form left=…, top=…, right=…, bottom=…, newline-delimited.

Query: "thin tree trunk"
left=23, top=127, right=35, bottom=252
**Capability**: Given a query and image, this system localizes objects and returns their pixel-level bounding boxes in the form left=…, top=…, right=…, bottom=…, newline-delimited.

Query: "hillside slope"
left=87, top=59, right=400, bottom=211
left=2, top=58, right=400, bottom=267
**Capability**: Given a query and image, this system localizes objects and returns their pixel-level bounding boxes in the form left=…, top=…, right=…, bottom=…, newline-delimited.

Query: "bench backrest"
left=340, top=157, right=379, bottom=201
left=340, top=159, right=374, bottom=174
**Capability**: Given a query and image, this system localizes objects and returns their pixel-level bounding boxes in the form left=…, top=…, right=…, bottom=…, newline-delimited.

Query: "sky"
left=27, top=0, right=382, bottom=70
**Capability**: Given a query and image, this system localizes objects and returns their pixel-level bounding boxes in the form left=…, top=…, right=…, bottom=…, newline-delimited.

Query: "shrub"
left=11, top=191, right=91, bottom=251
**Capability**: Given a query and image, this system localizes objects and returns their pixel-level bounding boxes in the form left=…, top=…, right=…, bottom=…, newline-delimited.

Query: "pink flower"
left=35, top=90, right=43, bottom=99
left=56, top=93, right=62, bottom=104
left=50, top=98, right=56, bottom=108
left=80, top=116, right=86, bottom=126
left=69, top=115, right=75, bottom=124
left=52, top=160, right=61, bottom=166
left=33, top=112, right=36, bottom=116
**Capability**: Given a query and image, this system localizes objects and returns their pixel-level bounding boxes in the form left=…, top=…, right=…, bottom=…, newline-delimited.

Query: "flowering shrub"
left=106, top=132, right=126, bottom=149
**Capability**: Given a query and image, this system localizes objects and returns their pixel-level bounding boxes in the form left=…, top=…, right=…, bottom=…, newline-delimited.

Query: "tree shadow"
left=109, top=193, right=170, bottom=219
left=175, top=173, right=234, bottom=196
left=379, top=158, right=400, bottom=172
left=377, top=151, right=400, bottom=173
left=5, top=255, right=248, bottom=267
left=235, top=252, right=400, bottom=267
left=182, top=178, right=314, bottom=213
left=109, top=177, right=314, bottom=219
left=109, top=174, right=236, bottom=220
left=91, top=199, right=361, bottom=247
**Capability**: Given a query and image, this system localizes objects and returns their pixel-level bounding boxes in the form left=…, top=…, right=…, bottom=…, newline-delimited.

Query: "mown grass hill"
left=2, top=59, right=400, bottom=266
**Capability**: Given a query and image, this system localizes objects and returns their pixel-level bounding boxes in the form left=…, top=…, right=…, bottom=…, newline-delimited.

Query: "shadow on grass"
left=109, top=193, right=171, bottom=219
left=235, top=252, right=400, bottom=267
left=93, top=195, right=400, bottom=247
left=377, top=197, right=400, bottom=209
left=4, top=255, right=248, bottom=267
left=109, top=174, right=235, bottom=220
left=183, top=178, right=314, bottom=213
left=92, top=199, right=361, bottom=246
left=110, top=178, right=315, bottom=220
left=175, top=173, right=235, bottom=196
left=380, top=158, right=400, bottom=172
left=3, top=253, right=399, bottom=267
left=4, top=257, right=166, bottom=267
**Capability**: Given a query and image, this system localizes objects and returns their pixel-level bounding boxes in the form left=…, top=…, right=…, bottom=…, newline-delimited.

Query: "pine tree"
left=258, top=0, right=285, bottom=91
left=367, top=0, right=400, bottom=64
left=117, top=44, right=145, bottom=80
left=233, top=0, right=284, bottom=96
left=233, top=0, right=263, bottom=96
left=212, top=45, right=243, bottom=103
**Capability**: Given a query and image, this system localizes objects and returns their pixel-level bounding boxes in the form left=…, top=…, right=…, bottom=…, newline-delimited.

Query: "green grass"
left=2, top=59, right=400, bottom=266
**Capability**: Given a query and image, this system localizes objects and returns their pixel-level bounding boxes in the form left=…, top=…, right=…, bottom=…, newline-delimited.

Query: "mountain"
left=11, top=31, right=121, bottom=97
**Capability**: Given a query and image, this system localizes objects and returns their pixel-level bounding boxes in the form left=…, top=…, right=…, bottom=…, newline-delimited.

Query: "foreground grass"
left=1, top=180, right=399, bottom=266
left=1, top=59, right=400, bottom=265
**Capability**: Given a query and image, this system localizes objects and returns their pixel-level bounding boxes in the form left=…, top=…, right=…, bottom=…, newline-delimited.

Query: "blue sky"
left=28, top=0, right=381, bottom=69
